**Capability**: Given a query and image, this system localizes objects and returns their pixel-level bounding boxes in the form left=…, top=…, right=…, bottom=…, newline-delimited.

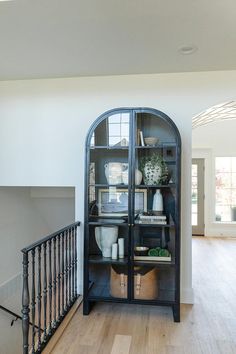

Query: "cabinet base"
left=83, top=300, right=94, bottom=315
left=83, top=298, right=180, bottom=322
left=172, top=303, right=180, bottom=322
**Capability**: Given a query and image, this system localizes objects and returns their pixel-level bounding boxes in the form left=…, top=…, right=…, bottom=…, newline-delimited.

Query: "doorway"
left=192, top=158, right=205, bottom=235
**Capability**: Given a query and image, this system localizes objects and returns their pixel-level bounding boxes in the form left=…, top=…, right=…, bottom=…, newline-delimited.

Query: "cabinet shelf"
left=89, top=221, right=128, bottom=227
left=132, top=259, right=175, bottom=267
left=136, top=184, right=176, bottom=188
left=134, top=222, right=174, bottom=228
left=89, top=183, right=129, bottom=188
left=135, top=144, right=176, bottom=149
left=90, top=145, right=129, bottom=150
left=88, top=255, right=128, bottom=265
left=90, top=183, right=176, bottom=188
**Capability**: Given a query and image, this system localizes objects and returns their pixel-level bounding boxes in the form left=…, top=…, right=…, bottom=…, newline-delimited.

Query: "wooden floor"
left=50, top=237, right=236, bottom=354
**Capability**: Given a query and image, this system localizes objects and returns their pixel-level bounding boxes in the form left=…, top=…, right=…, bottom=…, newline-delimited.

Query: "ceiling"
left=192, top=101, right=236, bottom=128
left=0, top=0, right=236, bottom=81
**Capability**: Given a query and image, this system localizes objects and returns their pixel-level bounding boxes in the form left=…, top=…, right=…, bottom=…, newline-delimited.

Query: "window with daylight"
left=215, top=157, right=236, bottom=222
left=191, top=164, right=198, bottom=226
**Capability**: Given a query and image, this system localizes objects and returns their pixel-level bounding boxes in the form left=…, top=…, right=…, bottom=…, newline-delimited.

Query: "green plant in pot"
left=140, top=153, right=168, bottom=185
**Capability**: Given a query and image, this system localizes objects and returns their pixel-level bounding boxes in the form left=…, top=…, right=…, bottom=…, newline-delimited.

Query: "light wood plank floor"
left=50, top=237, right=236, bottom=354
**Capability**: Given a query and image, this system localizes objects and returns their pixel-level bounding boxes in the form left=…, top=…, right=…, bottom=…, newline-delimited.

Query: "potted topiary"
left=140, top=153, right=168, bottom=185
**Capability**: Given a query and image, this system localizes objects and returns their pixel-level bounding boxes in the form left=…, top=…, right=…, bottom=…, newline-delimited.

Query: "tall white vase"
left=95, top=226, right=118, bottom=257
left=135, top=169, right=143, bottom=185
left=152, top=189, right=163, bottom=213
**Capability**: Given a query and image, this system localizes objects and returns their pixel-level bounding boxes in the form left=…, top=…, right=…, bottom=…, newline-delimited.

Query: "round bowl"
left=144, top=137, right=159, bottom=146
left=134, top=246, right=149, bottom=256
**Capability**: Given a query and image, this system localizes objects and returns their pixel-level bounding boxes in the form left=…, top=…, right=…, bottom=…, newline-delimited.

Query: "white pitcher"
left=95, top=226, right=118, bottom=257
left=121, top=168, right=142, bottom=185
left=104, top=162, right=123, bottom=184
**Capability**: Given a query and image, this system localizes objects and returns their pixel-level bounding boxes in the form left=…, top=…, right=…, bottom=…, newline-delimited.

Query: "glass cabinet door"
left=88, top=113, right=130, bottom=220
left=86, top=111, right=131, bottom=300
left=131, top=111, right=178, bottom=301
left=88, top=111, right=131, bottom=221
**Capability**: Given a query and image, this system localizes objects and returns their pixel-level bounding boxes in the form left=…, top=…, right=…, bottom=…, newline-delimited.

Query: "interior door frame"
left=192, top=158, right=205, bottom=236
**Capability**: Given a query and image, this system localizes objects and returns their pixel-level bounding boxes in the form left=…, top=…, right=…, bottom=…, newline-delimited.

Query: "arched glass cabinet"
left=83, top=107, right=181, bottom=322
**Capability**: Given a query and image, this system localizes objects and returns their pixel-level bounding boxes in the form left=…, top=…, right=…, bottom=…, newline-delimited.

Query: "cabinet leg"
left=83, top=300, right=92, bottom=315
left=172, top=303, right=180, bottom=322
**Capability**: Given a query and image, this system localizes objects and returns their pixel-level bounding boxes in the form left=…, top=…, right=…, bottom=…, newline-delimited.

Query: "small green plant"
left=139, top=153, right=168, bottom=185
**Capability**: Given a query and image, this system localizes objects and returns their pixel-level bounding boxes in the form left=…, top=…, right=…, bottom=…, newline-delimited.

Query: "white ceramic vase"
left=152, top=189, right=163, bottom=212
left=135, top=169, right=143, bottom=185
left=95, top=226, right=118, bottom=257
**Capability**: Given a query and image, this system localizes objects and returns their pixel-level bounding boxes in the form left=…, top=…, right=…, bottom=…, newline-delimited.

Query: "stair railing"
left=21, top=221, right=80, bottom=354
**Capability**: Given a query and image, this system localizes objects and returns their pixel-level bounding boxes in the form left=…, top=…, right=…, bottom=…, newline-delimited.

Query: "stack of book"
left=137, top=214, right=167, bottom=224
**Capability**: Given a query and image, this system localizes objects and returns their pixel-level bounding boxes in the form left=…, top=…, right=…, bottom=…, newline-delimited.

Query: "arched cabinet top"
left=86, top=107, right=181, bottom=149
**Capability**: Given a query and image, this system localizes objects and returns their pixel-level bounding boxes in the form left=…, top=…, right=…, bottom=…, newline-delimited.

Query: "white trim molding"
left=181, top=287, right=194, bottom=304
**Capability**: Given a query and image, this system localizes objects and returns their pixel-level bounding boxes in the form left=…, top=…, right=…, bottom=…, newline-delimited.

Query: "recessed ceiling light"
left=178, top=45, right=198, bottom=55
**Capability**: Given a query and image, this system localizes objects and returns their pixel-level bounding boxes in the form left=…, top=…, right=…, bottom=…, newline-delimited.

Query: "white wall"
left=30, top=187, right=75, bottom=231
left=0, top=187, right=75, bottom=286
left=1, top=70, right=236, bottom=303
left=193, top=119, right=236, bottom=237
left=0, top=187, right=50, bottom=285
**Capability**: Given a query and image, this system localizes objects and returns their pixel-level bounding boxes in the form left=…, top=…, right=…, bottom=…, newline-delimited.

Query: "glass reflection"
left=108, top=113, right=129, bottom=146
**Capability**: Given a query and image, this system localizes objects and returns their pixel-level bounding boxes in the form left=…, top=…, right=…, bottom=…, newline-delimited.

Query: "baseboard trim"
left=42, top=296, right=83, bottom=354
left=181, top=287, right=194, bottom=304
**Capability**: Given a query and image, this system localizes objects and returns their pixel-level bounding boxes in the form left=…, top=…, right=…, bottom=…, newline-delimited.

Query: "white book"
left=134, top=255, right=171, bottom=262
left=137, top=220, right=167, bottom=224
left=139, top=215, right=166, bottom=220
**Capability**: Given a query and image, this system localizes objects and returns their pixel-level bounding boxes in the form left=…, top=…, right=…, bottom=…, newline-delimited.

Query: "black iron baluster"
left=53, top=237, right=57, bottom=326
left=21, top=222, right=80, bottom=353
left=37, top=245, right=42, bottom=352
left=65, top=230, right=68, bottom=309
left=31, top=249, right=36, bottom=353
left=74, top=225, right=78, bottom=297
left=57, top=234, right=61, bottom=320
left=62, top=231, right=65, bottom=315
left=22, top=252, right=30, bottom=354
left=68, top=228, right=72, bottom=304
left=43, top=242, right=47, bottom=342
left=71, top=227, right=75, bottom=300
left=48, top=239, right=52, bottom=335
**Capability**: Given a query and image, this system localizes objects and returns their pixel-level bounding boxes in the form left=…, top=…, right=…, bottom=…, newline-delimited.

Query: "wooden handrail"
left=21, top=221, right=80, bottom=253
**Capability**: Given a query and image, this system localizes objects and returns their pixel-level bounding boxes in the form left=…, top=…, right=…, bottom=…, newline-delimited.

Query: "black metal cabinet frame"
left=83, top=107, right=181, bottom=322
